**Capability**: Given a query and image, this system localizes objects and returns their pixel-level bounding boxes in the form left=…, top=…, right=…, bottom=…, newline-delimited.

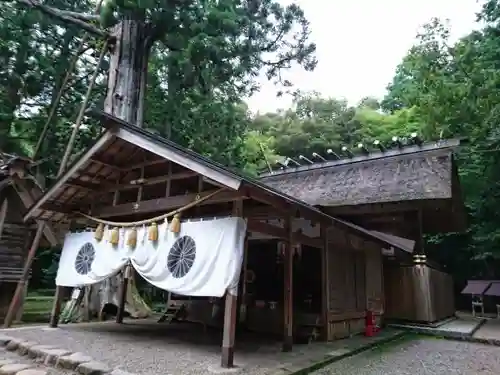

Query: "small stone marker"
left=57, top=352, right=93, bottom=370
left=76, top=361, right=111, bottom=375
left=0, top=363, right=33, bottom=375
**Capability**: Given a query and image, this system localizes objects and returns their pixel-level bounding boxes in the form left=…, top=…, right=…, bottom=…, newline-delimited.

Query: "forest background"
left=2, top=0, right=500, bottom=297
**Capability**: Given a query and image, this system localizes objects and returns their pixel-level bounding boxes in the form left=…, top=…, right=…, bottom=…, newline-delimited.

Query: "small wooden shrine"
left=22, top=110, right=410, bottom=367
left=0, top=154, right=60, bottom=323
left=260, top=138, right=466, bottom=323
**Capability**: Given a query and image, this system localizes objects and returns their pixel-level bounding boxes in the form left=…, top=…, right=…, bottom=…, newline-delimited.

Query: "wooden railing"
left=0, top=267, right=31, bottom=282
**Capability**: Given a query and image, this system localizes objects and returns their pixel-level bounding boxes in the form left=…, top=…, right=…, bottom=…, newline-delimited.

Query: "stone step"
left=0, top=335, right=134, bottom=375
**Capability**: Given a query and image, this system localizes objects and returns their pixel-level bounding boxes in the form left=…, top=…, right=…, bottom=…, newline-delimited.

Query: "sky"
left=246, top=0, right=483, bottom=114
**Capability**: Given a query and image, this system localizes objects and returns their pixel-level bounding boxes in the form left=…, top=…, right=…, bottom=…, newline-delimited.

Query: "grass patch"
left=19, top=294, right=54, bottom=323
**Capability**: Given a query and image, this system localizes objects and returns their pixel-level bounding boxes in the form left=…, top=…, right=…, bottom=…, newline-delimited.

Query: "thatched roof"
left=260, top=139, right=460, bottom=207
left=0, top=153, right=59, bottom=246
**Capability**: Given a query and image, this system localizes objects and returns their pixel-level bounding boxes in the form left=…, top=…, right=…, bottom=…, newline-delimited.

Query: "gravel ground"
left=312, top=338, right=500, bottom=375
left=0, top=322, right=288, bottom=375
left=0, top=346, right=74, bottom=375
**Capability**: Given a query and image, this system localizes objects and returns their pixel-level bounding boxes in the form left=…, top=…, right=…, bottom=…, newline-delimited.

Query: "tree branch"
left=17, top=0, right=106, bottom=38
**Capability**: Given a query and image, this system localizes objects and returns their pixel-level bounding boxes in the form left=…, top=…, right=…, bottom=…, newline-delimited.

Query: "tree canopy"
left=3, top=0, right=500, bottom=286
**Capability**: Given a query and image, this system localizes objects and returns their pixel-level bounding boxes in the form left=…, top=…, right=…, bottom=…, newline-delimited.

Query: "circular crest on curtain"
left=75, top=242, right=96, bottom=275
left=167, top=236, right=196, bottom=278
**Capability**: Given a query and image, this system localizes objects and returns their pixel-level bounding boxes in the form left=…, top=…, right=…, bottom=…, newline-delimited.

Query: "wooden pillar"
left=221, top=200, right=243, bottom=368
left=239, top=235, right=249, bottom=324
left=116, top=264, right=130, bottom=324
left=416, top=208, right=424, bottom=255
left=0, top=198, right=8, bottom=239
left=49, top=286, right=65, bottom=328
left=282, top=216, right=293, bottom=352
left=3, top=223, right=45, bottom=328
left=320, top=225, right=330, bottom=341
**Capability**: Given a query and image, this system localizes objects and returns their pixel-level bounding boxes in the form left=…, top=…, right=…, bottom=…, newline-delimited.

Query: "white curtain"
left=55, top=217, right=246, bottom=297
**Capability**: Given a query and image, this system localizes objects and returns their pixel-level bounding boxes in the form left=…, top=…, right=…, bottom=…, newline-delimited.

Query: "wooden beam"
left=282, top=217, right=293, bottom=352
left=247, top=220, right=323, bottom=249
left=320, top=225, right=330, bottom=341
left=12, top=177, right=59, bottom=246
left=325, top=200, right=449, bottom=217
left=66, top=170, right=198, bottom=196
left=49, top=286, right=65, bottom=328
left=3, top=223, right=44, bottom=328
left=93, top=190, right=245, bottom=218
left=116, top=265, right=130, bottom=324
left=221, top=200, right=243, bottom=368
left=24, top=131, right=116, bottom=222
left=245, top=184, right=329, bottom=226
left=116, top=127, right=242, bottom=190
left=89, top=158, right=123, bottom=172
left=0, top=198, right=8, bottom=240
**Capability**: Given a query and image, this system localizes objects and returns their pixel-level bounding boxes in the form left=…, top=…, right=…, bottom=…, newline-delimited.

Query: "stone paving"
left=0, top=335, right=126, bottom=375
left=311, top=337, right=500, bottom=375
left=389, top=317, right=483, bottom=339
left=0, top=321, right=405, bottom=375
left=473, top=319, right=500, bottom=344
left=0, top=344, right=73, bottom=375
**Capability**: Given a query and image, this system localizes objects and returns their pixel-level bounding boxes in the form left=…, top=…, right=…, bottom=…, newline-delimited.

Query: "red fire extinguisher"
left=365, top=309, right=376, bottom=337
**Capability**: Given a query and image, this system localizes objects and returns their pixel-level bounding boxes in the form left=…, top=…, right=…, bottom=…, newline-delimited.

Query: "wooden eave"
left=22, top=109, right=415, bottom=253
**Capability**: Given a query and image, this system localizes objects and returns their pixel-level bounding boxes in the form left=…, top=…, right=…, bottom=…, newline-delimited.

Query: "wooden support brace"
left=320, top=225, right=330, bottom=341
left=3, top=224, right=45, bottom=328
left=0, top=198, right=8, bottom=240
left=116, top=264, right=130, bottom=324
left=283, top=216, right=293, bottom=352
left=49, top=286, right=65, bottom=328
left=221, top=200, right=243, bottom=368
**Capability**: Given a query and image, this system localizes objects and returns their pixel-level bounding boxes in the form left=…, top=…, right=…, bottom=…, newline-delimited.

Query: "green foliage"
left=5, top=0, right=500, bottom=288
left=246, top=92, right=425, bottom=160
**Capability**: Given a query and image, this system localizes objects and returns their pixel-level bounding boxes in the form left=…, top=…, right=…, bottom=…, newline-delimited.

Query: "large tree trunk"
left=105, top=17, right=152, bottom=127
left=83, top=17, right=153, bottom=320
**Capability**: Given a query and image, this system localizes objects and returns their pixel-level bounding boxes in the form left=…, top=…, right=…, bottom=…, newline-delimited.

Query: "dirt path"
left=312, top=338, right=500, bottom=375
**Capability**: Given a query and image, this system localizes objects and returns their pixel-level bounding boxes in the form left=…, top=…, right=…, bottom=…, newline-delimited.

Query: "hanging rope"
left=80, top=188, right=225, bottom=226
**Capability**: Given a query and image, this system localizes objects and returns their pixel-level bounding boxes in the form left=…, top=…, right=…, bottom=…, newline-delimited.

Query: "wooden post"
left=320, top=225, right=330, bottom=341
left=83, top=285, right=91, bottom=322
left=416, top=208, right=424, bottom=254
left=283, top=217, right=293, bottom=352
left=239, top=235, right=249, bottom=324
left=221, top=200, right=243, bottom=368
left=0, top=198, right=8, bottom=239
left=116, top=264, right=130, bottom=323
left=49, top=286, right=65, bottom=328
left=3, top=223, right=45, bottom=328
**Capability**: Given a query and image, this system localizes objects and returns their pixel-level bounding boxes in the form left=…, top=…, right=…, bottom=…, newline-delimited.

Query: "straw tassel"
left=148, top=222, right=158, bottom=242
left=110, top=227, right=120, bottom=245
left=170, top=213, right=181, bottom=233
left=94, top=223, right=104, bottom=242
left=127, top=227, right=137, bottom=248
